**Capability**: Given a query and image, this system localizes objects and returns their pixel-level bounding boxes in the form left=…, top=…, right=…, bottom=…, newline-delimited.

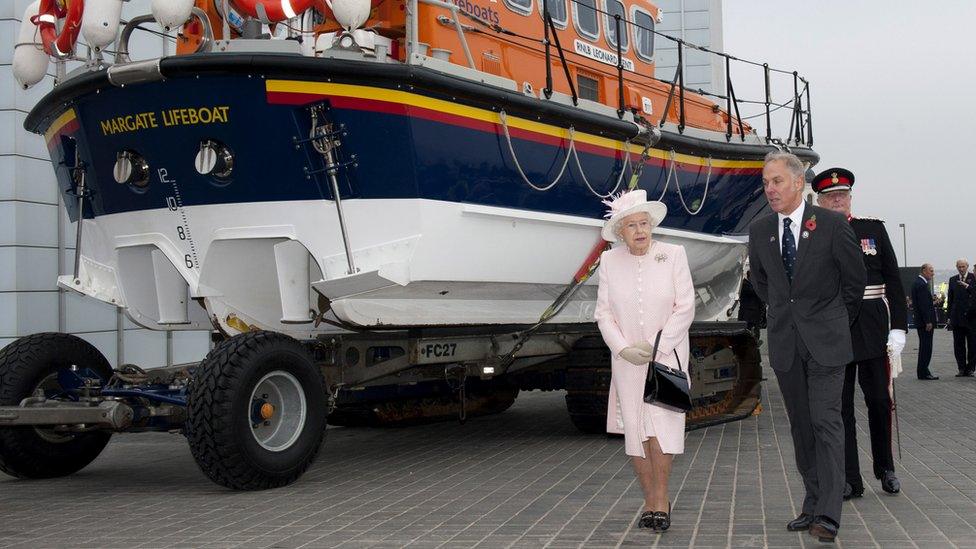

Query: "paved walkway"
left=1, top=330, right=975, bottom=548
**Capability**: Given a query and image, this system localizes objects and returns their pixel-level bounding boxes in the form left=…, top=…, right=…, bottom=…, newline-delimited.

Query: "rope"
left=499, top=110, right=573, bottom=192
left=660, top=150, right=712, bottom=215
left=572, top=140, right=631, bottom=198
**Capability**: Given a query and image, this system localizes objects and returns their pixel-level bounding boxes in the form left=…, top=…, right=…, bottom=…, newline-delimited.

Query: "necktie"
left=782, top=218, right=796, bottom=281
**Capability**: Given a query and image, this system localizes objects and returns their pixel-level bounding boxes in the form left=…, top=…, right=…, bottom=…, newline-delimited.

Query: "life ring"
left=229, top=0, right=318, bottom=22
left=32, top=0, right=84, bottom=57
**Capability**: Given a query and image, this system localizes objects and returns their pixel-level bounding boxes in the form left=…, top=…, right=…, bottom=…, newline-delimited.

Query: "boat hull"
left=27, top=55, right=814, bottom=334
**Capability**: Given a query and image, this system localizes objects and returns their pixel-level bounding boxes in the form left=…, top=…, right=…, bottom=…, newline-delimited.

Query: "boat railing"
left=408, top=0, right=813, bottom=147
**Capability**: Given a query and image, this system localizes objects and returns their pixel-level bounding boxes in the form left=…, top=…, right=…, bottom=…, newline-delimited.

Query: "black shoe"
left=652, top=501, right=671, bottom=532
left=919, top=374, right=940, bottom=380
left=956, top=371, right=968, bottom=377
left=637, top=510, right=656, bottom=529
left=964, top=371, right=975, bottom=377
left=809, top=517, right=838, bottom=543
left=787, top=513, right=814, bottom=531
left=843, top=482, right=864, bottom=500
left=881, top=470, right=900, bottom=494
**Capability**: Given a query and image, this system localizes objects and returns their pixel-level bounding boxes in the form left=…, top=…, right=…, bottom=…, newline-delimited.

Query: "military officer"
left=813, top=168, right=906, bottom=499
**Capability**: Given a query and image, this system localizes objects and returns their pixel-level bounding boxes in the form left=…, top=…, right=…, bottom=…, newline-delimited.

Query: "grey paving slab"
left=1, top=330, right=975, bottom=548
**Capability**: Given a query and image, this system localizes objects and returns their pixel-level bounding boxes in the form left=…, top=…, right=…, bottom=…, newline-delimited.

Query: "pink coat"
left=594, top=241, right=695, bottom=457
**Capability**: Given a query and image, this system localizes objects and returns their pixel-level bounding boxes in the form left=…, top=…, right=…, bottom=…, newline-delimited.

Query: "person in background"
left=947, top=259, right=976, bottom=377
left=594, top=189, right=695, bottom=533
left=812, top=167, right=905, bottom=500
left=748, top=152, right=866, bottom=543
left=912, top=264, right=939, bottom=380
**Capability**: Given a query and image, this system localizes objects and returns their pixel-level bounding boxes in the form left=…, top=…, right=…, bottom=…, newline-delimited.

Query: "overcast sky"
left=722, top=1, right=976, bottom=271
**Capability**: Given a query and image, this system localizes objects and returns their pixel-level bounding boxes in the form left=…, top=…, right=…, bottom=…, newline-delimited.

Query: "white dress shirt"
left=776, top=201, right=805, bottom=254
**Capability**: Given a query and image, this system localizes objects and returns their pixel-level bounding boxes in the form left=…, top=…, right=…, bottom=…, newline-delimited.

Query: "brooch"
left=769, top=236, right=776, bottom=242
left=801, top=231, right=809, bottom=239
left=655, top=253, right=668, bottom=262
left=804, top=215, right=817, bottom=232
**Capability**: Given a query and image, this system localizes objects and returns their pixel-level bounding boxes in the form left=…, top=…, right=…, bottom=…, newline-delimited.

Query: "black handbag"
left=643, top=330, right=693, bottom=412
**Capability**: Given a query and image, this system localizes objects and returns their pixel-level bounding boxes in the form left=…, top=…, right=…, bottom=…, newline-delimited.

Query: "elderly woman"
left=594, top=189, right=695, bottom=531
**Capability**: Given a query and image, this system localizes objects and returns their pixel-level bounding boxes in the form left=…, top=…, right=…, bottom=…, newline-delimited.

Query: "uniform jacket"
left=946, top=273, right=976, bottom=328
left=748, top=204, right=866, bottom=369
left=911, top=277, right=936, bottom=327
left=594, top=242, right=695, bottom=457
left=849, top=217, right=908, bottom=361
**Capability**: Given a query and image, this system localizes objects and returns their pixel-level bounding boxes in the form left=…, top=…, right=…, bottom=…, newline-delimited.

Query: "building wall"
left=1, top=0, right=210, bottom=366
left=653, top=0, right=724, bottom=95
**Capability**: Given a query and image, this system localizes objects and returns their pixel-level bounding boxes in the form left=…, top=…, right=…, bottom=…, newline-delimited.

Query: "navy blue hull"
left=42, top=63, right=773, bottom=236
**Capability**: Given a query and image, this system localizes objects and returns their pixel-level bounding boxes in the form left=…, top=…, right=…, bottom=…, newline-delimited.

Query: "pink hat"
left=601, top=189, right=668, bottom=242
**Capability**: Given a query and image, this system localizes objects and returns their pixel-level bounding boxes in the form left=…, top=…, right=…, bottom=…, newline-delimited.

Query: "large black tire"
left=186, top=331, right=327, bottom=490
left=564, top=369, right=610, bottom=435
left=0, top=333, right=113, bottom=479
left=563, top=336, right=612, bottom=434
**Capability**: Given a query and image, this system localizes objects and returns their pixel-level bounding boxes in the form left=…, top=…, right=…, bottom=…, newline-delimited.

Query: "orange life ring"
left=229, top=0, right=317, bottom=22
left=32, top=0, right=84, bottom=57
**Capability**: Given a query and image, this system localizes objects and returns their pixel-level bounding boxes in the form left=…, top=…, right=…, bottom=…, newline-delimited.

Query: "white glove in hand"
left=620, top=346, right=652, bottom=366
left=635, top=341, right=654, bottom=355
left=887, top=329, right=906, bottom=356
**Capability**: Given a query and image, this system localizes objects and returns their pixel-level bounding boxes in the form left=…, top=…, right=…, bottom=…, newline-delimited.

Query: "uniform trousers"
left=774, top=336, right=846, bottom=526
left=842, top=356, right=893, bottom=488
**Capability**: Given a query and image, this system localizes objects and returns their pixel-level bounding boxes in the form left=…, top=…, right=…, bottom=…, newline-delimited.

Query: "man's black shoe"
left=881, top=471, right=901, bottom=494
left=809, top=517, right=838, bottom=543
left=964, top=371, right=975, bottom=377
left=956, top=371, right=968, bottom=377
left=918, top=374, right=939, bottom=380
left=843, top=482, right=864, bottom=500
left=786, top=513, right=814, bottom=531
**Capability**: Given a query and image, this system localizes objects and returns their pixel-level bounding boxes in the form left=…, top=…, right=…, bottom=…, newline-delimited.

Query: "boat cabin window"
left=538, top=0, right=568, bottom=28
left=504, top=0, right=533, bottom=16
left=573, top=0, right=600, bottom=41
left=631, top=6, right=654, bottom=61
left=577, top=72, right=600, bottom=101
left=603, top=0, right=629, bottom=52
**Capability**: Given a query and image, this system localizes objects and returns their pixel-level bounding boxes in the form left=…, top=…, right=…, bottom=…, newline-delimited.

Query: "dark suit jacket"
left=946, top=273, right=976, bottom=327
left=912, top=276, right=936, bottom=327
left=748, top=203, right=866, bottom=370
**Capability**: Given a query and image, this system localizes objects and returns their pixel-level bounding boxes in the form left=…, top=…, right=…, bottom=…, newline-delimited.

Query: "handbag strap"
left=649, top=329, right=682, bottom=371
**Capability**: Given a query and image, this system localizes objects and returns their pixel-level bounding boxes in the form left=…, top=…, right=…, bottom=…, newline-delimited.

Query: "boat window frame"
left=537, top=0, right=569, bottom=30
left=503, top=0, right=534, bottom=17
left=630, top=5, right=654, bottom=63
left=537, top=0, right=568, bottom=28
left=572, top=0, right=601, bottom=42
left=602, top=0, right=629, bottom=53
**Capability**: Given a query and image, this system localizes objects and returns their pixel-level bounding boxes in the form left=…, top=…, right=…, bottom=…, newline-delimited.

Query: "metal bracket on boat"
left=301, top=103, right=359, bottom=275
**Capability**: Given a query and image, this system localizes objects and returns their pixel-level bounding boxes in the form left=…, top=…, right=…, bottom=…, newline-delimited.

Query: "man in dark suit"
left=912, top=264, right=938, bottom=379
left=749, top=152, right=866, bottom=543
left=812, top=168, right=906, bottom=500
left=946, top=259, right=976, bottom=376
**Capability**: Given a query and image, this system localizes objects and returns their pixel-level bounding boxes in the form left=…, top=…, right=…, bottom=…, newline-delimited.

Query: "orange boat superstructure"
left=177, top=0, right=745, bottom=136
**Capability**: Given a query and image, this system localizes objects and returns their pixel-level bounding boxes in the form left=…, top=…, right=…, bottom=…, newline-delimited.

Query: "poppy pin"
left=804, top=215, right=817, bottom=232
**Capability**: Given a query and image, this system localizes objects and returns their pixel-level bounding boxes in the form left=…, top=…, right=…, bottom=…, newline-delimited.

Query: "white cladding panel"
left=653, top=0, right=724, bottom=95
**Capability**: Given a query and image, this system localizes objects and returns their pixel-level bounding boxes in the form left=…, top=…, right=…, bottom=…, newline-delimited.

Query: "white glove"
left=635, top=340, right=654, bottom=354
left=620, top=346, right=652, bottom=365
left=887, top=329, right=906, bottom=379
left=887, top=329, right=906, bottom=356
